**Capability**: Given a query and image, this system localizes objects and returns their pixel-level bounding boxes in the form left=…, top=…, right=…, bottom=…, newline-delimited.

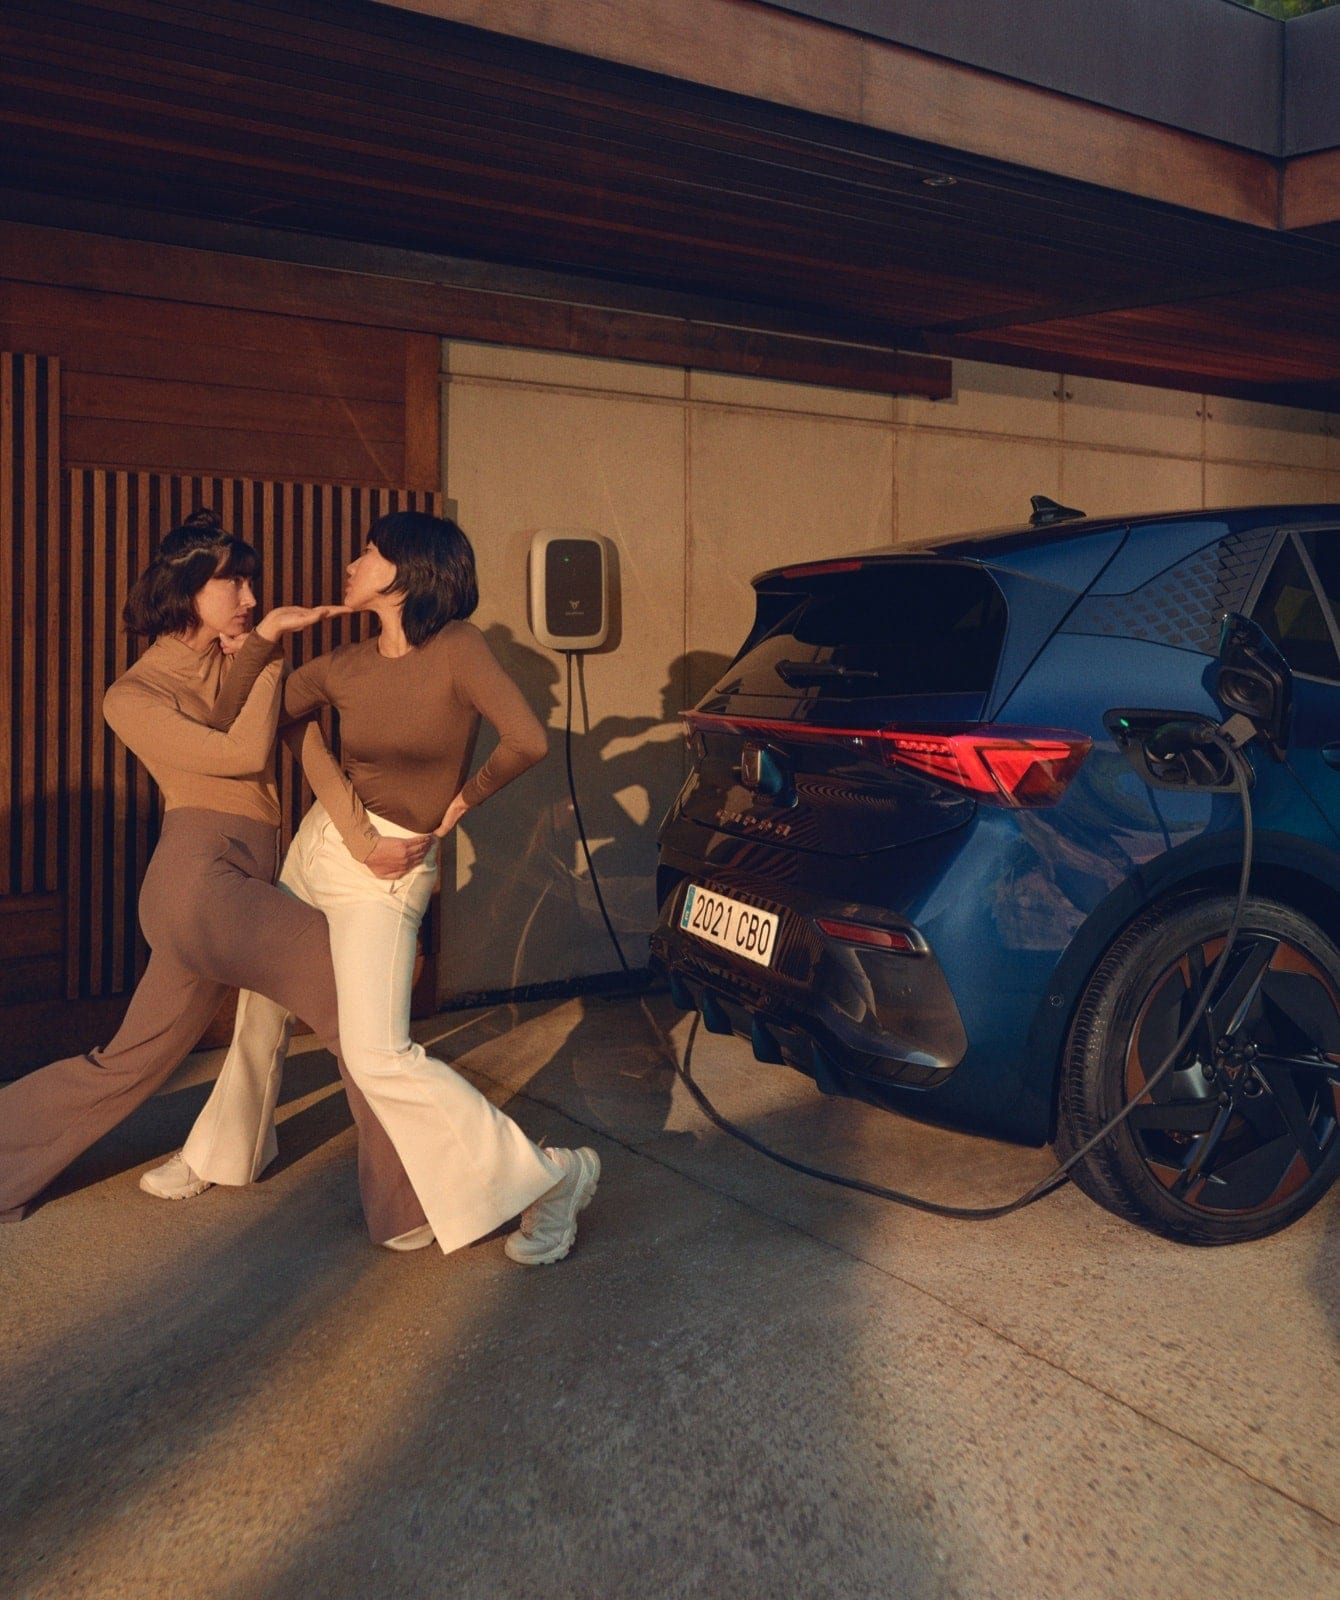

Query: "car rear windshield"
left=726, top=562, right=1007, bottom=700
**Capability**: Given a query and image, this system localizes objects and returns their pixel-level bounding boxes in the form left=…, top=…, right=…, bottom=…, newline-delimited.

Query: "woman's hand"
left=434, top=794, right=470, bottom=838
left=255, top=604, right=352, bottom=641
left=364, top=833, right=433, bottom=880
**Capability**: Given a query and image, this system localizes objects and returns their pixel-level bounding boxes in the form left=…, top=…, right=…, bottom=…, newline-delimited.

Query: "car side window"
left=1298, top=531, right=1340, bottom=632
left=1251, top=534, right=1340, bottom=681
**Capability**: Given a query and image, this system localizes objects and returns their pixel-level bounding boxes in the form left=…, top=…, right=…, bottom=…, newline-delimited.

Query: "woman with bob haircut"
left=0, top=509, right=427, bottom=1242
left=145, top=511, right=600, bottom=1266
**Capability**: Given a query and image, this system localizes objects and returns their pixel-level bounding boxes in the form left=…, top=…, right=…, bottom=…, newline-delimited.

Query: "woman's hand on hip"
left=255, top=604, right=352, bottom=641
left=363, top=833, right=434, bottom=879
left=434, top=793, right=470, bottom=838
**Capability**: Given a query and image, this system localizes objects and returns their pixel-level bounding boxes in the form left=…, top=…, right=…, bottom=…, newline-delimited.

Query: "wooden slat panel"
left=19, top=356, right=39, bottom=891
left=131, top=480, right=154, bottom=989
left=108, top=472, right=130, bottom=986
left=3, top=374, right=436, bottom=998
left=66, top=464, right=441, bottom=992
left=42, top=351, right=60, bottom=892
left=87, top=469, right=109, bottom=992
left=0, top=276, right=415, bottom=486
left=0, top=357, right=13, bottom=899
left=63, top=419, right=401, bottom=486
left=63, top=470, right=85, bottom=996
left=0, top=282, right=404, bottom=393
left=63, top=373, right=403, bottom=441
left=0, top=322, right=405, bottom=401
left=0, top=954, right=65, bottom=1006
left=403, top=332, right=442, bottom=492
left=0, top=353, right=61, bottom=904
left=0, top=279, right=399, bottom=359
left=0, top=894, right=62, bottom=957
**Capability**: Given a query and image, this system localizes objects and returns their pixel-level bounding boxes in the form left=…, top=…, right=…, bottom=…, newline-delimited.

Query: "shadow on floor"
left=23, top=1048, right=354, bottom=1213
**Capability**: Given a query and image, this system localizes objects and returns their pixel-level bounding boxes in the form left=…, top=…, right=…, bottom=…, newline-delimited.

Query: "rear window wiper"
left=775, top=659, right=880, bottom=686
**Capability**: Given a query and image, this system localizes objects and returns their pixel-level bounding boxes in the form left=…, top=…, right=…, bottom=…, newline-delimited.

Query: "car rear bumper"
left=650, top=860, right=969, bottom=1095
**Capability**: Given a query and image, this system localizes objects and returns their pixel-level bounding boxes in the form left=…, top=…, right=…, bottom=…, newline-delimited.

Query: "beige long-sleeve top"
left=101, top=635, right=283, bottom=823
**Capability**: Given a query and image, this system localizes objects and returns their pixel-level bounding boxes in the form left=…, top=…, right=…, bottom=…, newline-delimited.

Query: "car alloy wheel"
left=1057, top=893, right=1340, bottom=1244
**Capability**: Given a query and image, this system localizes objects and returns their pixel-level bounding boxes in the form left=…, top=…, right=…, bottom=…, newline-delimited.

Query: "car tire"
left=1056, top=891, right=1340, bottom=1245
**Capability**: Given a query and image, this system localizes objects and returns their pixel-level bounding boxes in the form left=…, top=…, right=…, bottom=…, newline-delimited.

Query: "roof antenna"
left=1029, top=495, right=1085, bottom=527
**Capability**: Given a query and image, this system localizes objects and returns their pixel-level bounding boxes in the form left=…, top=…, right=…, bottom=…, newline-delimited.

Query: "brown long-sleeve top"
left=206, top=621, right=547, bottom=862
left=101, top=635, right=284, bottom=824
left=281, top=622, right=548, bottom=861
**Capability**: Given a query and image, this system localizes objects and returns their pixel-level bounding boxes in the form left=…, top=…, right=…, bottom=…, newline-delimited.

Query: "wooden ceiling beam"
left=932, top=282, right=1340, bottom=408
left=2, top=1, right=1339, bottom=405
left=383, top=0, right=1280, bottom=227
left=0, top=223, right=952, bottom=399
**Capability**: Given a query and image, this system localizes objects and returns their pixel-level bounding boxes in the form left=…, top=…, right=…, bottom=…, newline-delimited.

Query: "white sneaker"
left=383, top=1224, right=435, bottom=1251
left=140, top=1152, right=212, bottom=1201
left=504, top=1147, right=600, bottom=1266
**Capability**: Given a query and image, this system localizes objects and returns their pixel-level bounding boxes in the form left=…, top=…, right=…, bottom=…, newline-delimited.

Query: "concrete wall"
left=438, top=341, right=1340, bottom=998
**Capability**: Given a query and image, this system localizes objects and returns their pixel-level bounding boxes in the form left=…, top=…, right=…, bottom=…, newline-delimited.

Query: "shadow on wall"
left=442, top=629, right=732, bottom=996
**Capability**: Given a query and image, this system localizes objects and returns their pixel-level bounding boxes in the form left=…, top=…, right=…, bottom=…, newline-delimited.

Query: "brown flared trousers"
left=0, top=808, right=427, bottom=1240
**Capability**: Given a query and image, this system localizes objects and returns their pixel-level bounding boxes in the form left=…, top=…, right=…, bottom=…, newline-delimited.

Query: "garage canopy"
left=5, top=0, right=1340, bottom=406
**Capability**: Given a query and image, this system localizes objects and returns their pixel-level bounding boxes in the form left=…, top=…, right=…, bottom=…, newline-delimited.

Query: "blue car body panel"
left=653, top=505, right=1340, bottom=1147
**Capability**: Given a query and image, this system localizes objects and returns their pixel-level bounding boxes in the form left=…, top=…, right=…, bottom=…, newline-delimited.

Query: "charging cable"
left=564, top=650, right=630, bottom=975
left=638, top=730, right=1256, bottom=1221
left=558, top=656, right=1257, bottom=1219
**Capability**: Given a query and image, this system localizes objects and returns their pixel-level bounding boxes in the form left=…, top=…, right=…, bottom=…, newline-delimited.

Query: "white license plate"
left=680, top=884, right=779, bottom=967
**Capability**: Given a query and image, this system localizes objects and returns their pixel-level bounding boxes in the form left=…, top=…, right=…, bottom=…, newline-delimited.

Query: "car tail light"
left=878, top=728, right=1092, bottom=807
left=780, top=559, right=864, bottom=580
left=815, top=917, right=922, bottom=953
left=681, top=712, right=1091, bottom=807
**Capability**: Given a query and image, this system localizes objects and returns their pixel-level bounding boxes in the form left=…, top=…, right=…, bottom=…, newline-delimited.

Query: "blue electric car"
left=652, top=502, right=1340, bottom=1243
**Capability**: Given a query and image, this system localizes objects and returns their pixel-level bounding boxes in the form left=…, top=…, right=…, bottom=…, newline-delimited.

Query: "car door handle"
left=1323, top=743, right=1340, bottom=770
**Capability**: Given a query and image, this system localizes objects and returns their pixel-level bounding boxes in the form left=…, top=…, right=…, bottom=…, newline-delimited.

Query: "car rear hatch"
left=680, top=558, right=1024, bottom=858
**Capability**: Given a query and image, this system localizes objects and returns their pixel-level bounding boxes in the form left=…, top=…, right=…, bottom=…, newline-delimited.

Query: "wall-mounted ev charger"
left=524, top=527, right=629, bottom=976
left=527, top=529, right=613, bottom=652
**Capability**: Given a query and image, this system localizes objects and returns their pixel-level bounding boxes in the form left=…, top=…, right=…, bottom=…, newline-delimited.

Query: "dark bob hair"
left=123, top=509, right=259, bottom=641
left=368, top=511, right=479, bottom=647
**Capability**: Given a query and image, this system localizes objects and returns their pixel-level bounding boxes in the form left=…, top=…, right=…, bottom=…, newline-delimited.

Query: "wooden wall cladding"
left=1, top=353, right=63, bottom=1003
left=2, top=387, right=437, bottom=1000
left=0, top=281, right=441, bottom=489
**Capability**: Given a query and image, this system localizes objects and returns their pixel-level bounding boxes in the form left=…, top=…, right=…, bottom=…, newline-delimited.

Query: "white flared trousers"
left=182, top=802, right=561, bottom=1254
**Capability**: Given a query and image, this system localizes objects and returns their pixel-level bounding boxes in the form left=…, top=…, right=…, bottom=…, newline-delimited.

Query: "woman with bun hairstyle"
left=144, top=512, right=600, bottom=1266
left=0, top=510, right=426, bottom=1242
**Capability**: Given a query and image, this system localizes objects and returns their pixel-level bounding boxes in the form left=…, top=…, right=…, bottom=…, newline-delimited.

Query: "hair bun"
left=159, top=508, right=230, bottom=563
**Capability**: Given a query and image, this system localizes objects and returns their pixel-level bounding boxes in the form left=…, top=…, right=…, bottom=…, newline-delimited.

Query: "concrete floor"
left=2, top=992, right=1338, bottom=1600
